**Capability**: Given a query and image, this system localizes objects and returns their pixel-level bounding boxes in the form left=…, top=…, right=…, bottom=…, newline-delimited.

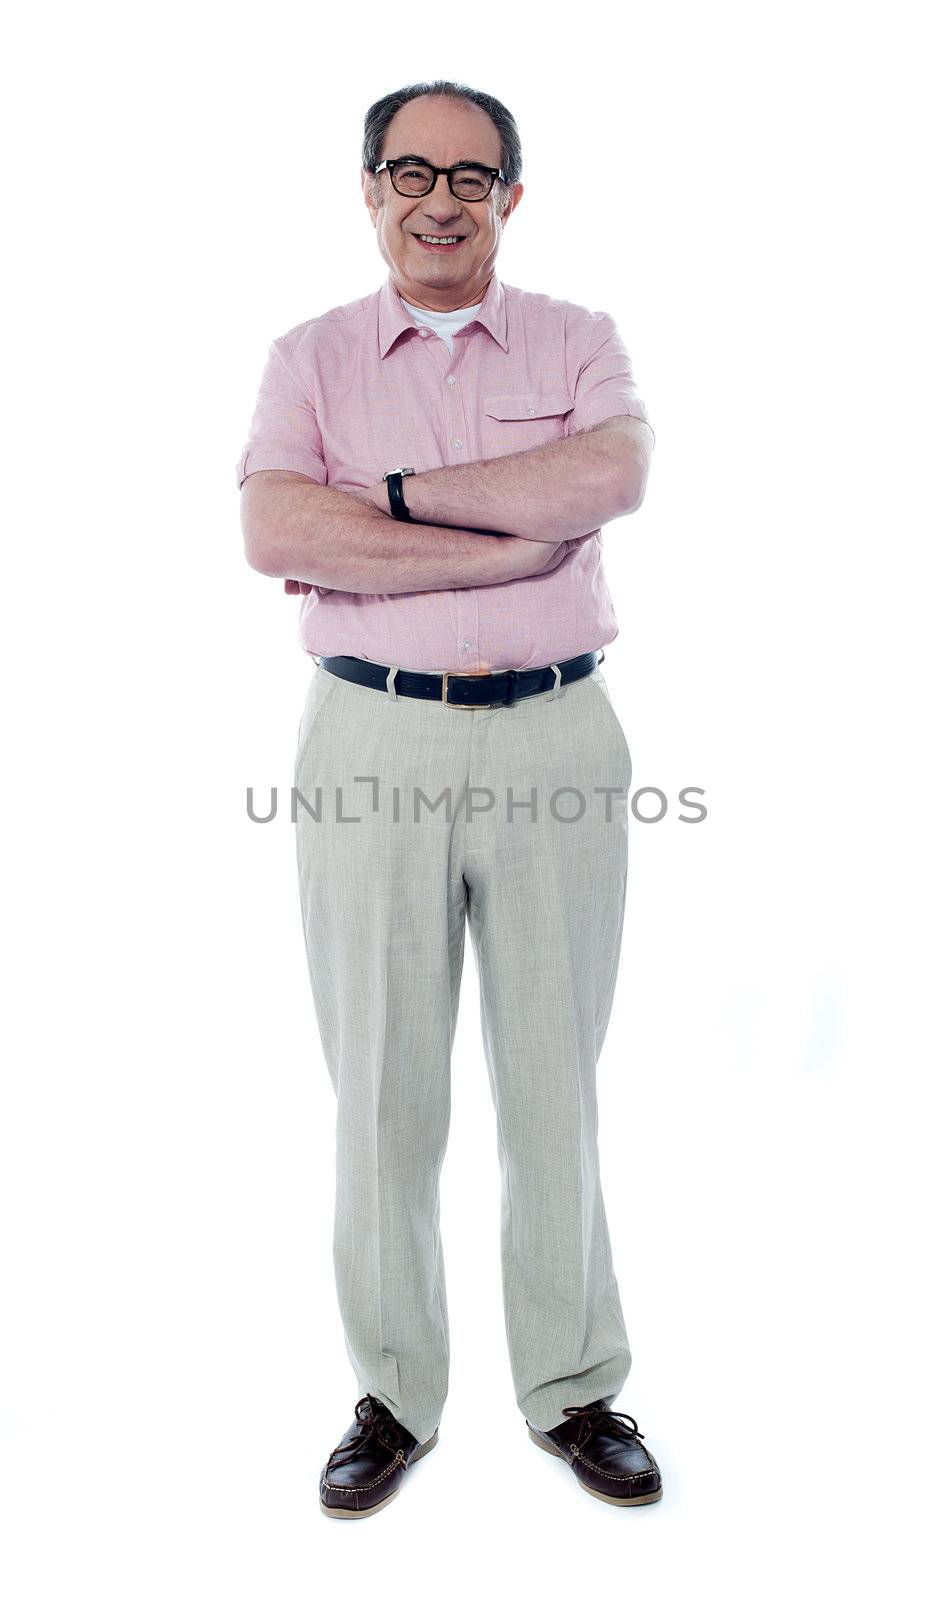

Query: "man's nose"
left=422, top=173, right=462, bottom=215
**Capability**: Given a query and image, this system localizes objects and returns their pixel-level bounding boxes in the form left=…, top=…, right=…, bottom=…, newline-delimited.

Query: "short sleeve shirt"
left=236, top=269, right=654, bottom=672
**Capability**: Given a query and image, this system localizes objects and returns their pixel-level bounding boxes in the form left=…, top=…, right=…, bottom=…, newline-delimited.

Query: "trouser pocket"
left=587, top=668, right=632, bottom=773
left=295, top=665, right=340, bottom=776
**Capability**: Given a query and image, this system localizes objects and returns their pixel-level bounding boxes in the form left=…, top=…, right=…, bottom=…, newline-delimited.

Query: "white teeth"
left=418, top=234, right=460, bottom=244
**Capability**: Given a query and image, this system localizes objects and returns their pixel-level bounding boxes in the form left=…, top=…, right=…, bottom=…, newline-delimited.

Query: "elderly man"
left=237, top=79, right=660, bottom=1517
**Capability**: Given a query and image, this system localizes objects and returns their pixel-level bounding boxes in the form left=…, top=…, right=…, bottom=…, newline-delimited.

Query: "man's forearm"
left=397, top=429, right=637, bottom=542
left=242, top=477, right=565, bottom=594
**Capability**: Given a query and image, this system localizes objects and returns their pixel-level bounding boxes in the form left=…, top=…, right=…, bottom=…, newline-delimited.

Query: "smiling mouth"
left=412, top=233, right=467, bottom=247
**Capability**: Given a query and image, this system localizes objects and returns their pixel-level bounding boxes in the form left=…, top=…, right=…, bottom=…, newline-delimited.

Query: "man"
left=237, top=79, right=660, bottom=1518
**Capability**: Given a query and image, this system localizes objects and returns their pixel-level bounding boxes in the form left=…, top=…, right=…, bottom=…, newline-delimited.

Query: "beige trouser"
left=294, top=657, right=634, bottom=1443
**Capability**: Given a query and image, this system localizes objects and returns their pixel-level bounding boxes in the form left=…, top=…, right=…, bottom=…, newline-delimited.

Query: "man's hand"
left=495, top=531, right=574, bottom=583
left=359, top=481, right=390, bottom=514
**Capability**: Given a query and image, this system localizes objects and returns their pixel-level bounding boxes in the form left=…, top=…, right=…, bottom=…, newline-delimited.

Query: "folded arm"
left=241, top=472, right=575, bottom=595
left=368, top=415, right=654, bottom=543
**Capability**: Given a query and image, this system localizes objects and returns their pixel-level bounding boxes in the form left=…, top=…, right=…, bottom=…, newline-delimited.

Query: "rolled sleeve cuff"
left=236, top=446, right=328, bottom=489
left=569, top=396, right=656, bottom=441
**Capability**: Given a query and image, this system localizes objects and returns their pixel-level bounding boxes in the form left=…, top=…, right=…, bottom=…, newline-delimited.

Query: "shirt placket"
left=416, top=326, right=482, bottom=671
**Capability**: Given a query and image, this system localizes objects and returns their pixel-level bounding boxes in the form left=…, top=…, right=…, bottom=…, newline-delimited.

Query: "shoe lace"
left=327, top=1393, right=405, bottom=1469
left=562, top=1402, right=645, bottom=1448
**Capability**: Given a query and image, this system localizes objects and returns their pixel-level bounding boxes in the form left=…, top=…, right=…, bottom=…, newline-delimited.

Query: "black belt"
left=318, top=650, right=603, bottom=708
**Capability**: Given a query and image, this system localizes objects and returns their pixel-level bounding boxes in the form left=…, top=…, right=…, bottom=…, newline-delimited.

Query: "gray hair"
left=362, top=80, right=522, bottom=215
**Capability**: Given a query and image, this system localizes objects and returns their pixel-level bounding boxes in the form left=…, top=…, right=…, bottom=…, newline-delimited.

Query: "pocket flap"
left=482, top=392, right=574, bottom=420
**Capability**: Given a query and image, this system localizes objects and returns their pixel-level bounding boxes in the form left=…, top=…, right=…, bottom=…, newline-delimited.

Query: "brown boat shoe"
left=527, top=1399, right=663, bottom=1506
left=319, top=1393, right=439, bottom=1518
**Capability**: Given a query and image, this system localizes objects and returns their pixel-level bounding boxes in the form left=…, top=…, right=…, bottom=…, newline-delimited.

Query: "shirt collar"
left=378, top=268, right=509, bottom=358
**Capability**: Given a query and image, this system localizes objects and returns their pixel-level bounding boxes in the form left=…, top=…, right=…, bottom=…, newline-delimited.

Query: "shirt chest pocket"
left=481, top=391, right=574, bottom=454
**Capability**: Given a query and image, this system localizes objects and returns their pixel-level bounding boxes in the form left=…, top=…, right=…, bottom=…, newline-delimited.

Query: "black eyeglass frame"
left=373, top=156, right=509, bottom=201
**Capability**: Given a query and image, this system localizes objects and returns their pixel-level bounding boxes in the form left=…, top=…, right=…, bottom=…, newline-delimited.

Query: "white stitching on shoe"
left=570, top=1445, right=657, bottom=1483
left=323, top=1449, right=405, bottom=1492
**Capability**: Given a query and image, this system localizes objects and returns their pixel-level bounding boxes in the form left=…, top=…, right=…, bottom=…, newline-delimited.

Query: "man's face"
left=362, top=94, right=523, bottom=309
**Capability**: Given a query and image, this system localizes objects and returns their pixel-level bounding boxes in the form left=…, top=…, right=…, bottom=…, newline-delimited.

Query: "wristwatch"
left=382, top=466, right=417, bottom=522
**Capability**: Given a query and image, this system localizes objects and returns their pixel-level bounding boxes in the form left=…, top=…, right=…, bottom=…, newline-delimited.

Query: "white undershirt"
left=398, top=293, right=484, bottom=355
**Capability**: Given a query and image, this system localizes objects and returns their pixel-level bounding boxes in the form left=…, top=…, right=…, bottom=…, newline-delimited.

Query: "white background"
left=2, top=1, right=943, bottom=1594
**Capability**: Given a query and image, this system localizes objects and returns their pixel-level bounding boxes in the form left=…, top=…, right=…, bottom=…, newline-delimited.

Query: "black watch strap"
left=385, top=469, right=415, bottom=522
left=382, top=467, right=510, bottom=537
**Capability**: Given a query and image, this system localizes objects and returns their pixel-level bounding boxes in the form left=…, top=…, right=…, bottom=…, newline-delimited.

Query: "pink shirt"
left=236, top=269, right=654, bottom=673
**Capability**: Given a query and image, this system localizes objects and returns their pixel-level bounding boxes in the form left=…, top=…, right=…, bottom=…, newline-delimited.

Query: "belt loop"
left=385, top=664, right=399, bottom=701
left=549, top=662, right=563, bottom=700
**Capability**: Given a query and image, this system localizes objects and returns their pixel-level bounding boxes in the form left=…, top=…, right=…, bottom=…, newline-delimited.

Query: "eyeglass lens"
left=390, top=160, right=493, bottom=199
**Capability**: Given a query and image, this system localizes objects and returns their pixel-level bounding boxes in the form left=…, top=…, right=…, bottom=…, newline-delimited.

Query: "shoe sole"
left=527, top=1423, right=663, bottom=1506
left=319, top=1426, right=440, bottom=1518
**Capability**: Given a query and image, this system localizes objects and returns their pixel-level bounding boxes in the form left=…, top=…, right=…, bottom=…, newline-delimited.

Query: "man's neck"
left=396, top=276, right=491, bottom=314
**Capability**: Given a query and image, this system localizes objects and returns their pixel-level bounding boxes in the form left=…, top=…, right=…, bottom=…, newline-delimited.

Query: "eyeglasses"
left=374, top=155, right=508, bottom=201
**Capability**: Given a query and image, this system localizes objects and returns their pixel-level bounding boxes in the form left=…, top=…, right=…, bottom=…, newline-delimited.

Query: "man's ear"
left=499, top=181, right=525, bottom=225
left=361, top=168, right=380, bottom=224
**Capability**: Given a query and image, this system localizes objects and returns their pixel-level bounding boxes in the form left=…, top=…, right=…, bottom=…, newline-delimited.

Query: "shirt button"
left=461, top=640, right=471, bottom=650
left=453, top=439, right=463, bottom=449
left=446, top=375, right=456, bottom=385
left=418, top=327, right=429, bottom=337
left=527, top=406, right=536, bottom=414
